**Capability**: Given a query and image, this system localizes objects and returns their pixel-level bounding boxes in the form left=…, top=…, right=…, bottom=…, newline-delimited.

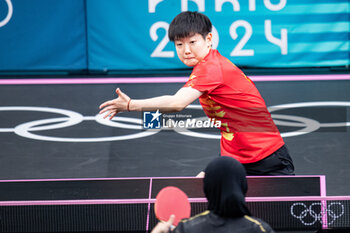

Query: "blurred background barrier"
left=0, top=0, right=349, bottom=73
left=0, top=0, right=87, bottom=72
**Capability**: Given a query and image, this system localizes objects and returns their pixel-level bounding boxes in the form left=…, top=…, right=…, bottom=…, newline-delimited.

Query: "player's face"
left=174, top=33, right=212, bottom=67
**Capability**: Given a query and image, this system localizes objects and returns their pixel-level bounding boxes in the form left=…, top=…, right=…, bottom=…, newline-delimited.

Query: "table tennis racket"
left=154, top=186, right=191, bottom=226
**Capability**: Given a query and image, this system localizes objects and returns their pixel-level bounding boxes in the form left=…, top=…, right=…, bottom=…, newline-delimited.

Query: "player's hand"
left=196, top=171, right=205, bottom=178
left=99, top=88, right=131, bottom=120
left=151, top=215, right=175, bottom=233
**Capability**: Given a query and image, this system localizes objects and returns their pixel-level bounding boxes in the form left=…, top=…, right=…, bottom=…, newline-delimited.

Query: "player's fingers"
left=99, top=100, right=112, bottom=109
left=116, top=88, right=129, bottom=100
left=101, top=98, right=118, bottom=109
left=99, top=104, right=118, bottom=114
left=109, top=112, right=118, bottom=120
left=168, top=214, right=175, bottom=225
left=99, top=107, right=111, bottom=115
left=103, top=110, right=115, bottom=119
left=115, top=88, right=122, bottom=96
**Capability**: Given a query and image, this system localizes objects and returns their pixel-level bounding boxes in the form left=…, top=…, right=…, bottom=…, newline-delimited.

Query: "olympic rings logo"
left=0, top=0, right=13, bottom=27
left=0, top=101, right=349, bottom=143
left=0, top=106, right=159, bottom=142
left=291, top=202, right=345, bottom=226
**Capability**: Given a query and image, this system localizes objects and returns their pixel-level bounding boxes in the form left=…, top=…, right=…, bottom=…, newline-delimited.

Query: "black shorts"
left=242, top=145, right=295, bottom=176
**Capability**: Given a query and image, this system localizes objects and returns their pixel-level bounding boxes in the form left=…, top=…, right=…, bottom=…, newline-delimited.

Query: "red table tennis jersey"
left=184, top=49, right=284, bottom=163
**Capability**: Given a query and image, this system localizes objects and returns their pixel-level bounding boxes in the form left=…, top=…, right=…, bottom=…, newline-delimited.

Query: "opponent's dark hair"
left=168, top=11, right=212, bottom=41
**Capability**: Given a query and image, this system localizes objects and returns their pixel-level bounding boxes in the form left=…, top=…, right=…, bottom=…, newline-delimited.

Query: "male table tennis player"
left=99, top=11, right=294, bottom=176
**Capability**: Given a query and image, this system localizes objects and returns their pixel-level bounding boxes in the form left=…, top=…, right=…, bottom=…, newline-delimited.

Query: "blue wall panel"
left=0, top=0, right=87, bottom=71
left=86, top=0, right=350, bottom=70
left=0, top=0, right=349, bottom=72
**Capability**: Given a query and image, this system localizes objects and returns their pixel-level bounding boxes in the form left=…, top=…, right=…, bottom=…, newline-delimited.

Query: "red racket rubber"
left=154, top=186, right=191, bottom=226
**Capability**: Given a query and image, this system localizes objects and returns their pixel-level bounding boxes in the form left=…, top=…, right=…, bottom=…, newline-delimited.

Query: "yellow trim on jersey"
left=207, top=110, right=226, bottom=118
left=222, top=131, right=234, bottom=141
left=202, top=105, right=221, bottom=111
left=244, top=215, right=266, bottom=232
left=180, top=210, right=210, bottom=223
left=221, top=122, right=230, bottom=133
left=189, top=74, right=197, bottom=80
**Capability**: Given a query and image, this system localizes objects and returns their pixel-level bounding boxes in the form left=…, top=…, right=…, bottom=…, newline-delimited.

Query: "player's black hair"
left=168, top=11, right=212, bottom=41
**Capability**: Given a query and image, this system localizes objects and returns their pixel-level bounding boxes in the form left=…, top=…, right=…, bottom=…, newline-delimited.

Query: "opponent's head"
left=168, top=11, right=213, bottom=67
left=204, top=156, right=251, bottom=218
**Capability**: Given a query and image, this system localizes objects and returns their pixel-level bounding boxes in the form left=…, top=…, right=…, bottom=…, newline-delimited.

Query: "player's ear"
left=206, top=33, right=213, bottom=48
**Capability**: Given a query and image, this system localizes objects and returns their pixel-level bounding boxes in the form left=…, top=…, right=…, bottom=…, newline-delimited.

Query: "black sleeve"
left=173, top=222, right=185, bottom=233
left=261, top=221, right=275, bottom=233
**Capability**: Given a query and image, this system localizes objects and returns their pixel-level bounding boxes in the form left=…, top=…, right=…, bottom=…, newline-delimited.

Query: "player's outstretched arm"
left=99, top=87, right=202, bottom=120
left=129, top=87, right=202, bottom=112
